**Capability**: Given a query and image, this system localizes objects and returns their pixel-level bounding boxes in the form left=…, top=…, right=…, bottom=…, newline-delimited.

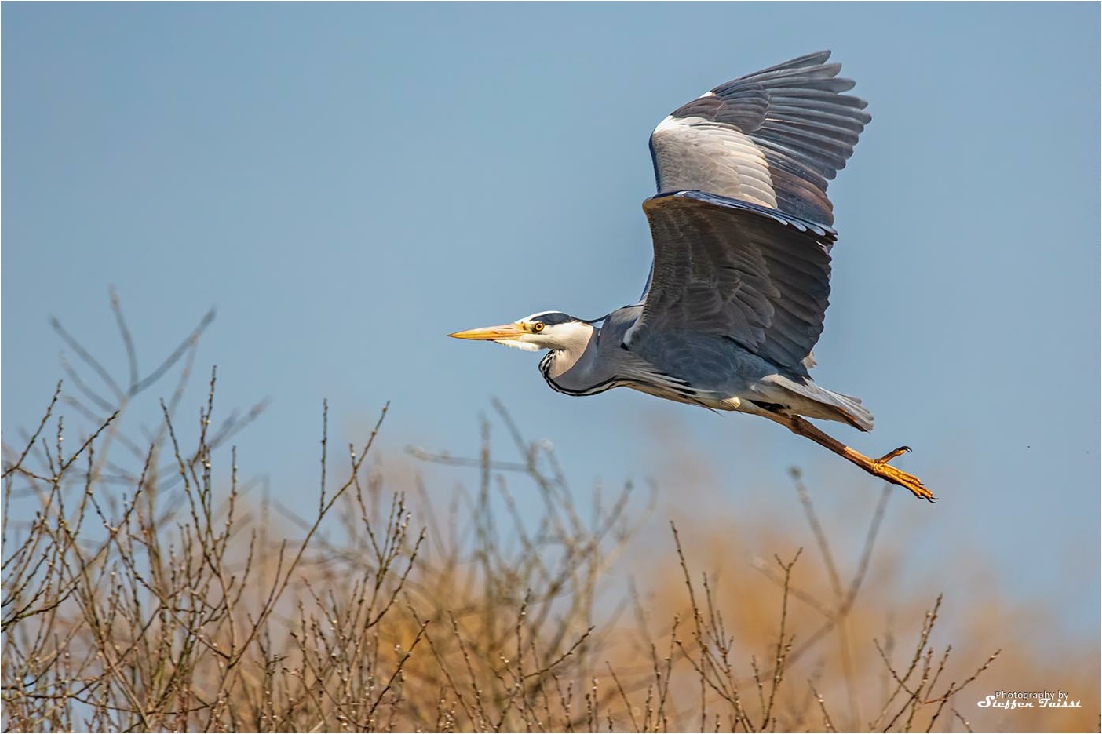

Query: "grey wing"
left=648, top=50, right=870, bottom=227
left=626, top=191, right=835, bottom=376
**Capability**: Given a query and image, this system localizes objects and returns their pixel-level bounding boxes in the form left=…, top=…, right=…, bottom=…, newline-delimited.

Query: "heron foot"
left=868, top=454, right=936, bottom=503
left=776, top=416, right=937, bottom=503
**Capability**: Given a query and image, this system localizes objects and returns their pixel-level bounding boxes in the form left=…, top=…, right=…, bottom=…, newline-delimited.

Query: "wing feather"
left=648, top=51, right=870, bottom=227
left=631, top=191, right=834, bottom=375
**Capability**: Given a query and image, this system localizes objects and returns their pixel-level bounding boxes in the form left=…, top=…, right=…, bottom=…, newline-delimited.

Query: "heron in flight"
left=450, top=52, right=933, bottom=502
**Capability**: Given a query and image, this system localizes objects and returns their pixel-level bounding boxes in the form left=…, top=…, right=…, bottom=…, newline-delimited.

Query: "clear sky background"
left=4, top=1, right=1099, bottom=651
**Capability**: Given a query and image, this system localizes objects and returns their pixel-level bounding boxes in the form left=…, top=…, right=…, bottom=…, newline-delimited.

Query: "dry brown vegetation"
left=3, top=298, right=1098, bottom=732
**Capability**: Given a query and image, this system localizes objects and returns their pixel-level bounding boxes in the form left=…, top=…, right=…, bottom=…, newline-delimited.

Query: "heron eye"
left=532, top=322, right=545, bottom=333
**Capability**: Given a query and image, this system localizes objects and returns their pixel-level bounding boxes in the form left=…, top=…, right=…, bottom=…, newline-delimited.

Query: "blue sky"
left=4, top=2, right=1099, bottom=647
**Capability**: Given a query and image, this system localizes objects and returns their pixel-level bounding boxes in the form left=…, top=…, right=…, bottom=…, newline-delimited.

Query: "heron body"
left=530, top=305, right=869, bottom=430
left=451, top=52, right=934, bottom=501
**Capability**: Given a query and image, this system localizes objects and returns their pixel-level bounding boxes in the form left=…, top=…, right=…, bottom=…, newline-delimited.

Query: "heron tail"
left=830, top=392, right=874, bottom=432
left=764, top=375, right=875, bottom=432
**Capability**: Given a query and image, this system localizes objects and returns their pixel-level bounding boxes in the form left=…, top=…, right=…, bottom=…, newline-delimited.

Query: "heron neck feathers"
left=539, top=324, right=616, bottom=396
left=542, top=323, right=596, bottom=377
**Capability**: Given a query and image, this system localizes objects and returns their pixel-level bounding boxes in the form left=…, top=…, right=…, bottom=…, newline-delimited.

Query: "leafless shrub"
left=2, top=295, right=1094, bottom=732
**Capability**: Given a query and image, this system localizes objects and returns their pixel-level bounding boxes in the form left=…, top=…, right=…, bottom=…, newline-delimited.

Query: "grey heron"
left=450, top=52, right=933, bottom=502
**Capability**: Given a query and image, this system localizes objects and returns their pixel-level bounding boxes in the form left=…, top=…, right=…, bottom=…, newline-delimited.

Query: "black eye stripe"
left=530, top=312, right=573, bottom=326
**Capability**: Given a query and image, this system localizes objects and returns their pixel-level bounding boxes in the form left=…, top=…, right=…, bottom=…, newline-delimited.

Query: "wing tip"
left=761, top=50, right=833, bottom=73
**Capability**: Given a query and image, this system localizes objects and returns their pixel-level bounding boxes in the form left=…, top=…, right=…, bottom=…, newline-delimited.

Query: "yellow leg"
left=775, top=415, right=935, bottom=502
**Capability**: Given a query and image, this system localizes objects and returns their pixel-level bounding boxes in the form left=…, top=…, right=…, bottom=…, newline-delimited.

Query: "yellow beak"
left=448, top=323, right=527, bottom=340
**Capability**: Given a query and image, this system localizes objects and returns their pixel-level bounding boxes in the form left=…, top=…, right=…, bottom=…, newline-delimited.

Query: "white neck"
left=541, top=322, right=596, bottom=378
left=538, top=323, right=619, bottom=396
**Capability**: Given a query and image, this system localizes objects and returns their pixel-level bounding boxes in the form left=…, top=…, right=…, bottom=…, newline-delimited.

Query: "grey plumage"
left=649, top=50, right=870, bottom=226
left=631, top=191, right=833, bottom=378
left=451, top=51, right=934, bottom=501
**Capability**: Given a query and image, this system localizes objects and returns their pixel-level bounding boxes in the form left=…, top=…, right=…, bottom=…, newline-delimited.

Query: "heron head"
left=449, top=311, right=593, bottom=352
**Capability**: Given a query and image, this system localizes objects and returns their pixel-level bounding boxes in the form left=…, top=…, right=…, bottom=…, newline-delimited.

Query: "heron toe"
left=875, top=446, right=912, bottom=464
left=870, top=460, right=936, bottom=503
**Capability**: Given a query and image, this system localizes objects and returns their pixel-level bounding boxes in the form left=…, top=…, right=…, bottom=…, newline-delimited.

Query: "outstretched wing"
left=628, top=191, right=835, bottom=376
left=648, top=51, right=870, bottom=227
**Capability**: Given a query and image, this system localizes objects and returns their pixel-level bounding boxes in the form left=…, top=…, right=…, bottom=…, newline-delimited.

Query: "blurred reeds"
left=3, top=298, right=1097, bottom=732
